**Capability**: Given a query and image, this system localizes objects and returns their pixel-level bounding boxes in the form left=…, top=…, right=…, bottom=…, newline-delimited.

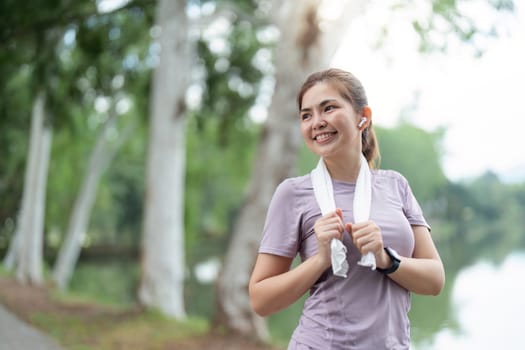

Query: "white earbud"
left=357, top=117, right=367, bottom=128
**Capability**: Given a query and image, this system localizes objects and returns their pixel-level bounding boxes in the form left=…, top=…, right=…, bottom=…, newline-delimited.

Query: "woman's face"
left=299, top=82, right=361, bottom=159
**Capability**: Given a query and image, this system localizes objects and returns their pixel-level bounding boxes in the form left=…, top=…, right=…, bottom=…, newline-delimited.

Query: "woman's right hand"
left=314, top=208, right=344, bottom=268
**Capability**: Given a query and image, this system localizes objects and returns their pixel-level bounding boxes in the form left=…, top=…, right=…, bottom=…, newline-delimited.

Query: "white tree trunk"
left=52, top=112, right=132, bottom=289
left=138, top=0, right=192, bottom=319
left=14, top=91, right=52, bottom=286
left=3, top=218, right=21, bottom=270
left=216, top=0, right=367, bottom=340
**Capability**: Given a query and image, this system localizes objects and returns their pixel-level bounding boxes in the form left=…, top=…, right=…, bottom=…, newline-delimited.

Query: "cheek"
left=300, top=124, right=311, bottom=141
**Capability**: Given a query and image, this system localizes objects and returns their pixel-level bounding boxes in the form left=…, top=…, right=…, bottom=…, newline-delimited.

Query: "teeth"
left=315, top=133, right=333, bottom=141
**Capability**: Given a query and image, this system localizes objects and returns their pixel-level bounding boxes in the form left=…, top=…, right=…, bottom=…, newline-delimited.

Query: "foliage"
left=0, top=1, right=154, bottom=255
left=67, top=259, right=139, bottom=307
left=185, top=0, right=271, bottom=270
left=376, top=122, right=447, bottom=202
left=395, top=0, right=515, bottom=54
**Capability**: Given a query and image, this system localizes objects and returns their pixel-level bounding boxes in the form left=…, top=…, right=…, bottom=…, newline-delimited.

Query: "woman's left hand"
left=346, top=221, right=389, bottom=269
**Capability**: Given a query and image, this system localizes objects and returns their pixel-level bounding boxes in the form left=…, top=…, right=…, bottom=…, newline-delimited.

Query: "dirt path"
left=0, top=277, right=281, bottom=350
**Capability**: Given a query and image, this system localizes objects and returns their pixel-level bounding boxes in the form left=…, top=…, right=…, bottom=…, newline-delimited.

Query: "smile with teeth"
left=314, top=132, right=336, bottom=142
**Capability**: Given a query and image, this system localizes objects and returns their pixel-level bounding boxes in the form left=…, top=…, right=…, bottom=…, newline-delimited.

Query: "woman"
left=249, top=68, right=445, bottom=349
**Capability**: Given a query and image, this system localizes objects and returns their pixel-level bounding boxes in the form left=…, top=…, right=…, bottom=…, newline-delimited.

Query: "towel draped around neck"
left=311, top=153, right=376, bottom=277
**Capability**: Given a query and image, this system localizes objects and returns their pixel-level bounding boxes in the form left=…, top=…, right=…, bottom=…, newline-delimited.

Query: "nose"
left=312, top=113, right=326, bottom=130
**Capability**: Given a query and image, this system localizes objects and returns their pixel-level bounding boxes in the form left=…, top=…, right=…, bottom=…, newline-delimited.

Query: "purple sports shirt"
left=258, top=169, right=430, bottom=350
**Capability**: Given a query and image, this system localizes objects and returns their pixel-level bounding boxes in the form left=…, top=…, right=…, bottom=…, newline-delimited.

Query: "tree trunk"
left=13, top=91, right=52, bottom=285
left=3, top=218, right=21, bottom=270
left=216, top=0, right=367, bottom=340
left=52, top=111, right=133, bottom=289
left=138, top=0, right=192, bottom=319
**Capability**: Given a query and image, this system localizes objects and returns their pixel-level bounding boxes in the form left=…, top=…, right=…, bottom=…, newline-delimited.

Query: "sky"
left=332, top=0, right=525, bottom=183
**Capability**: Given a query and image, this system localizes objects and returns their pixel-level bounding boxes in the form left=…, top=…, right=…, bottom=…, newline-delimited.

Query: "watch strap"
left=376, top=247, right=400, bottom=275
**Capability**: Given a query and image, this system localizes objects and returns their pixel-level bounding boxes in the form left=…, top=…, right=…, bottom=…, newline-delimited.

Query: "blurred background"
left=1, top=0, right=524, bottom=349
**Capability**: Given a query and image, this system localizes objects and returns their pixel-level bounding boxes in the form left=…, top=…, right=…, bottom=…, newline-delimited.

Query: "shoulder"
left=372, top=169, right=411, bottom=194
left=372, top=169, right=409, bottom=184
left=270, top=174, right=312, bottom=206
left=275, top=174, right=312, bottom=194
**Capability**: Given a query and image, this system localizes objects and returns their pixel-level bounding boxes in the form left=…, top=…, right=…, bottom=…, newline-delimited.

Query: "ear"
left=362, top=106, right=372, bottom=120
left=358, top=106, right=372, bottom=129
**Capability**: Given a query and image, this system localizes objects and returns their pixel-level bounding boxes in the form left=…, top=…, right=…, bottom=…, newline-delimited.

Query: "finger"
left=351, top=223, right=377, bottom=239
left=359, top=240, right=382, bottom=255
left=355, top=236, right=373, bottom=253
left=345, top=223, right=353, bottom=241
left=319, top=222, right=344, bottom=234
left=316, top=219, right=343, bottom=232
left=328, top=215, right=345, bottom=232
left=317, top=228, right=342, bottom=242
left=351, top=220, right=370, bottom=230
left=350, top=226, right=367, bottom=241
left=329, top=230, right=343, bottom=240
left=335, top=208, right=344, bottom=221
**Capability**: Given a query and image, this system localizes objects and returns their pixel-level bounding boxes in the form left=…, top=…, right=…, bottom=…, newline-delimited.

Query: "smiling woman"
left=249, top=68, right=445, bottom=350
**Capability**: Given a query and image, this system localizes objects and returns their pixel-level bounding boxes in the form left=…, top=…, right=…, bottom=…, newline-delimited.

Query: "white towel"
left=311, top=154, right=376, bottom=278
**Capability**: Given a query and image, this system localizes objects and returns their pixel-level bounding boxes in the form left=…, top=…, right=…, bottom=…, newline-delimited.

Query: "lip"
left=313, top=131, right=337, bottom=143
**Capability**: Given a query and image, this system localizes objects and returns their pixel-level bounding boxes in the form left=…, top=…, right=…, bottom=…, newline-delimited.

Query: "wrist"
left=376, top=248, right=391, bottom=269
left=376, top=247, right=401, bottom=275
left=312, top=252, right=332, bottom=271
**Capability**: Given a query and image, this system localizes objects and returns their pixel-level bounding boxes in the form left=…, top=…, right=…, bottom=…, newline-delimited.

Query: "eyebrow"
left=300, top=99, right=338, bottom=113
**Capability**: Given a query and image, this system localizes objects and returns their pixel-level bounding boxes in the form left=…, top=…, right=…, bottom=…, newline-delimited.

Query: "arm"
left=380, top=225, right=445, bottom=295
left=249, top=253, right=328, bottom=317
left=350, top=222, right=445, bottom=295
left=249, top=210, right=344, bottom=317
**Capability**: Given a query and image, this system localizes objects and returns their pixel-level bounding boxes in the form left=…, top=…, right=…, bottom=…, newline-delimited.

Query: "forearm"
left=249, top=255, right=328, bottom=317
left=388, top=257, right=445, bottom=295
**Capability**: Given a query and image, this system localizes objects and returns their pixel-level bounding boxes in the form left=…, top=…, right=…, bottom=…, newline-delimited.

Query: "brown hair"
left=297, top=68, right=380, bottom=168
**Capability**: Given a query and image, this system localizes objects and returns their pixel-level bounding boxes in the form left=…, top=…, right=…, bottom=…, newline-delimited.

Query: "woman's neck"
left=324, top=152, right=361, bottom=183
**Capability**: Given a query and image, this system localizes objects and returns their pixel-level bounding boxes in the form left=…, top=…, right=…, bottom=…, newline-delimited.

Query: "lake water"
left=411, top=251, right=525, bottom=350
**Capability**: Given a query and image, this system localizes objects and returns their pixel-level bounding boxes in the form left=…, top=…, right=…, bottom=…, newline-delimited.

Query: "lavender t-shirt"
left=258, top=169, right=430, bottom=350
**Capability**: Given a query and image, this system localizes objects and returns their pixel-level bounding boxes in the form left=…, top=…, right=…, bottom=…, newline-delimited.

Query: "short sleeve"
left=399, top=174, right=431, bottom=231
left=258, top=178, right=302, bottom=258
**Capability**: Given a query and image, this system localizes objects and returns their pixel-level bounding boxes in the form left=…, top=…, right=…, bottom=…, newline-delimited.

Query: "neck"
left=324, top=152, right=362, bottom=183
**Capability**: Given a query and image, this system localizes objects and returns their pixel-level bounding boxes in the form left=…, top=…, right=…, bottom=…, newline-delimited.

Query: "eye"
left=301, top=113, right=311, bottom=121
left=324, top=105, right=336, bottom=112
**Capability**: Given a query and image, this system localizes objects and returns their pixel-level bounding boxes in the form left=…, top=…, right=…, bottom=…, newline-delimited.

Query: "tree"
left=138, top=0, right=192, bottom=319
left=51, top=2, right=153, bottom=290
left=216, top=0, right=368, bottom=339
left=1, top=1, right=151, bottom=286
left=11, top=92, right=52, bottom=285
left=52, top=110, right=135, bottom=289
left=0, top=0, right=68, bottom=283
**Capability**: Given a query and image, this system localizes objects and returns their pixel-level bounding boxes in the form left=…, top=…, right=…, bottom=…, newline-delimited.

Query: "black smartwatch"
left=376, top=247, right=401, bottom=275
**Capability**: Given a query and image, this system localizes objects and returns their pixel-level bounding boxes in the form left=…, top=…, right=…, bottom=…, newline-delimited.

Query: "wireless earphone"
left=357, top=117, right=367, bottom=128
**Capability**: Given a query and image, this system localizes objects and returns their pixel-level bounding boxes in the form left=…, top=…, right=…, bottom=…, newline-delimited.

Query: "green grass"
left=68, top=259, right=302, bottom=346
left=0, top=264, right=10, bottom=277
left=68, top=260, right=139, bottom=307
left=3, top=258, right=300, bottom=347
left=31, top=309, right=209, bottom=350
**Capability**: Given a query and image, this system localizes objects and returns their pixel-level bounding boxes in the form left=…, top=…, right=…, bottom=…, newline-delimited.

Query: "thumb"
left=335, top=208, right=344, bottom=221
left=345, top=223, right=352, bottom=234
